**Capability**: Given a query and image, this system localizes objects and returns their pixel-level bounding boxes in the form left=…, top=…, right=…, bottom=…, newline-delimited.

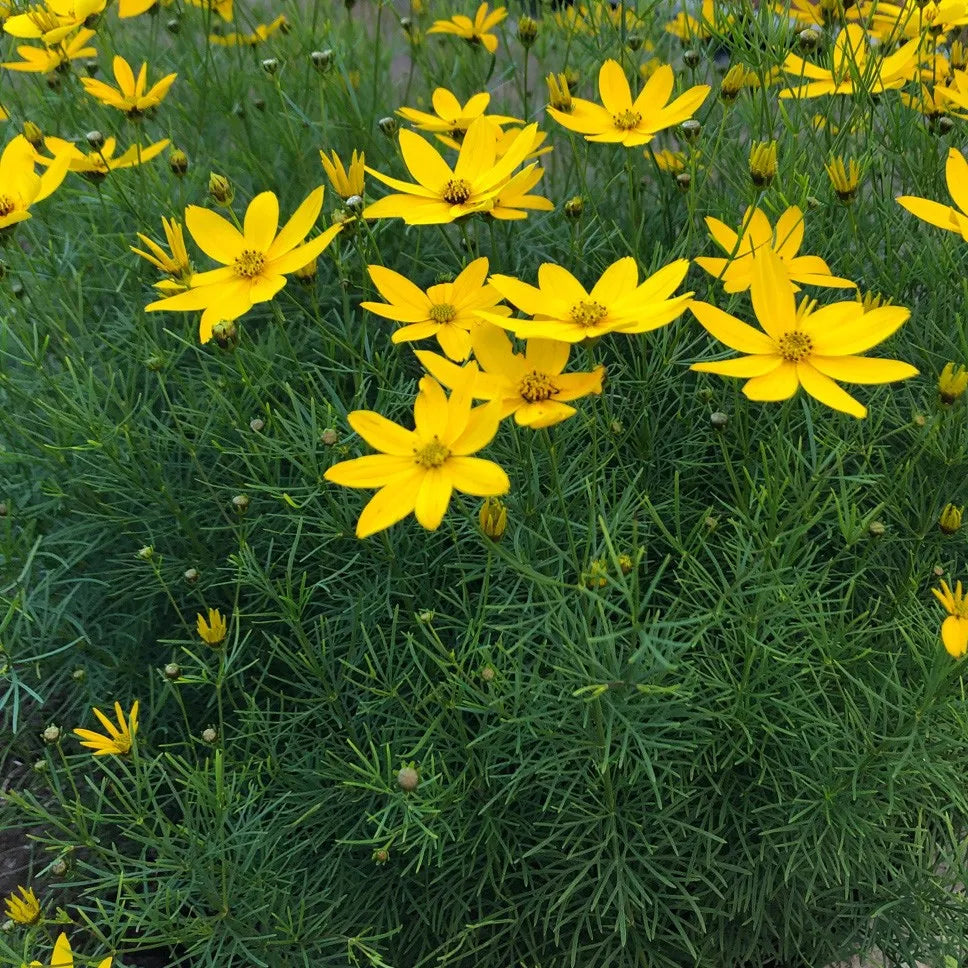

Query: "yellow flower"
left=826, top=156, right=861, bottom=202
left=2, top=26, right=96, bottom=72
left=749, top=139, right=778, bottom=187
left=362, top=117, right=541, bottom=225
left=144, top=187, right=342, bottom=342
left=361, top=257, right=510, bottom=361
left=938, top=361, right=968, bottom=402
left=478, top=496, right=507, bottom=539
left=690, top=250, right=917, bottom=418
left=932, top=580, right=968, bottom=657
left=27, top=933, right=112, bottom=968
left=73, top=701, right=139, bottom=756
left=185, top=0, right=233, bottom=19
left=3, top=0, right=104, bottom=45
left=427, top=2, right=506, bottom=54
left=897, top=147, right=968, bottom=239
left=547, top=59, right=710, bottom=147
left=932, top=67, right=968, bottom=116
left=0, top=135, right=70, bottom=232
left=396, top=88, right=519, bottom=140
left=650, top=148, right=690, bottom=172
left=131, top=217, right=193, bottom=289
left=324, top=376, right=509, bottom=538
left=694, top=205, right=856, bottom=294
left=863, top=0, right=968, bottom=41
left=665, top=0, right=723, bottom=39
left=4, top=885, right=41, bottom=925
left=546, top=72, right=572, bottom=112
left=898, top=83, right=951, bottom=119
left=209, top=14, right=288, bottom=45
left=320, top=149, right=365, bottom=199
left=39, top=136, right=170, bottom=179
left=416, top=323, right=605, bottom=427
left=780, top=23, right=921, bottom=98
left=197, top=608, right=227, bottom=645
left=487, top=164, right=554, bottom=220
left=720, top=64, right=755, bottom=101
left=483, top=257, right=692, bottom=343
left=939, top=504, right=963, bottom=534
left=80, top=55, right=177, bottom=116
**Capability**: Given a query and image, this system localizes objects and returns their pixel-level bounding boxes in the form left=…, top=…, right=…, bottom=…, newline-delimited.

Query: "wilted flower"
left=197, top=608, right=228, bottom=645
left=73, top=701, right=139, bottom=756
left=4, top=886, right=40, bottom=925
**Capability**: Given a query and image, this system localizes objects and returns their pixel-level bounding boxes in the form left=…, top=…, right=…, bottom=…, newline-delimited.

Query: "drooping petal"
left=355, top=470, right=423, bottom=538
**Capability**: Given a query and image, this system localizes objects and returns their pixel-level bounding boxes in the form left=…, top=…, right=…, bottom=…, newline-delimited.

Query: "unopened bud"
left=22, top=121, right=43, bottom=148
left=680, top=118, right=701, bottom=141
left=937, top=115, right=955, bottom=135
left=0, top=502, right=8, bottom=517
left=480, top=664, right=496, bottom=681
left=231, top=493, right=250, bottom=513
left=166, top=16, right=180, bottom=32
left=310, top=49, right=332, bottom=73
left=799, top=28, right=820, bottom=48
left=710, top=411, right=728, bottom=431
left=71, top=667, right=86, bottom=681
left=184, top=567, right=199, bottom=583
left=321, top=428, right=339, bottom=445
left=626, top=32, right=643, bottom=50
left=50, top=859, right=68, bottom=876
left=86, top=129, right=105, bottom=150
left=42, top=725, right=61, bottom=744
left=208, top=172, right=234, bottom=206
left=169, top=148, right=188, bottom=175
left=397, top=766, right=419, bottom=791
left=478, top=496, right=507, bottom=539
left=261, top=57, right=279, bottom=75
left=372, top=847, right=390, bottom=863
left=517, top=15, right=538, bottom=46
left=137, top=545, right=154, bottom=560
left=212, top=319, right=238, bottom=348
left=202, top=727, right=218, bottom=743
left=675, top=171, right=692, bottom=191
left=868, top=520, right=886, bottom=537
left=145, top=354, right=164, bottom=371
left=564, top=195, right=584, bottom=218
left=378, top=116, right=398, bottom=138
left=683, top=48, right=701, bottom=68
left=249, top=418, right=265, bottom=432
left=939, top=503, right=963, bottom=534
left=84, top=59, right=98, bottom=76
left=164, top=662, right=181, bottom=680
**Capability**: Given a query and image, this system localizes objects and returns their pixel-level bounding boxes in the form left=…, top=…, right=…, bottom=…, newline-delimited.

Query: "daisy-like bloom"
left=362, top=117, right=541, bottom=225
left=0, top=135, right=71, bottom=232
left=780, top=23, right=922, bottom=98
left=482, top=257, right=692, bottom=343
left=209, top=14, right=288, bottom=45
left=361, top=257, right=509, bottom=361
left=546, top=59, right=710, bottom=148
left=689, top=250, right=917, bottom=419
left=933, top=68, right=968, bottom=117
left=3, top=0, right=104, bottom=45
left=427, top=2, right=506, bottom=54
left=932, top=580, right=968, bottom=657
left=4, top=885, right=41, bottom=925
left=320, top=149, right=364, bottom=200
left=324, top=376, right=509, bottom=538
left=80, top=55, right=177, bottom=117
left=131, top=216, right=193, bottom=293
left=665, top=0, right=718, bottom=39
left=2, top=25, right=96, bottom=72
left=416, top=323, right=605, bottom=428
left=899, top=83, right=951, bottom=120
left=863, top=0, right=968, bottom=41
left=487, top=164, right=554, bottom=219
left=694, top=205, right=856, bottom=293
left=826, top=156, right=861, bottom=202
left=73, top=700, right=139, bottom=756
left=397, top=88, right=519, bottom=141
left=197, top=608, right=227, bottom=645
left=39, top=135, right=170, bottom=180
left=27, top=934, right=112, bottom=968
left=145, top=188, right=342, bottom=342
left=774, top=0, right=860, bottom=28
left=938, top=361, right=968, bottom=401
left=897, top=147, right=968, bottom=240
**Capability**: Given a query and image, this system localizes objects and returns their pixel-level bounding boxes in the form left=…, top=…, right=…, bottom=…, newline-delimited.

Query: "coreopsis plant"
left=363, top=118, right=544, bottom=224
left=0, top=134, right=70, bottom=231
left=40, top=136, right=170, bottom=178
left=1, top=26, right=96, bottom=72
left=427, top=2, right=506, bottom=54
left=415, top=323, right=605, bottom=428
left=324, top=376, right=509, bottom=537
left=780, top=23, right=921, bottom=97
left=547, top=59, right=710, bottom=147
left=73, top=701, right=139, bottom=756
left=481, top=257, right=692, bottom=342
left=897, top=146, right=968, bottom=238
left=4, top=885, right=41, bottom=925
left=695, top=205, right=856, bottom=293
left=690, top=251, right=917, bottom=418
left=361, top=258, right=510, bottom=361
left=933, top=580, right=968, bottom=657
left=145, top=187, right=342, bottom=341
left=80, top=55, right=177, bottom=116
left=2, top=0, right=104, bottom=44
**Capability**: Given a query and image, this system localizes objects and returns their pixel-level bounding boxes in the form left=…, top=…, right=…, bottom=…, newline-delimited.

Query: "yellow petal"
left=414, top=467, right=453, bottom=529
left=185, top=205, right=244, bottom=264
left=243, top=191, right=279, bottom=252
left=267, top=186, right=324, bottom=259
left=808, top=305, right=910, bottom=355
left=742, top=360, right=800, bottom=401
left=324, top=454, right=416, bottom=487
left=448, top=456, right=510, bottom=495
left=348, top=411, right=417, bottom=455
left=896, top=195, right=961, bottom=232
left=355, top=470, right=423, bottom=538
left=941, top=615, right=968, bottom=657
left=808, top=355, right=918, bottom=384
left=795, top=361, right=866, bottom=417
left=366, top=264, right=430, bottom=314
left=689, top=301, right=775, bottom=354
left=598, top=58, right=634, bottom=114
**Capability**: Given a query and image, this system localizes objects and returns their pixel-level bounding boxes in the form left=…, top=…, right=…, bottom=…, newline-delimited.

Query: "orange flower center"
left=518, top=369, right=558, bottom=402
left=234, top=248, right=266, bottom=278
left=0, top=194, right=17, bottom=217
left=442, top=178, right=473, bottom=204
left=570, top=299, right=607, bottom=327
left=413, top=437, right=451, bottom=468
left=612, top=109, right=642, bottom=131
left=777, top=331, right=813, bottom=362
left=429, top=303, right=457, bottom=323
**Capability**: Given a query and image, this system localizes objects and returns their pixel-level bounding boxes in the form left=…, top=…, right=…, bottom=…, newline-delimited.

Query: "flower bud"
left=397, top=766, right=419, bottom=792
left=378, top=116, right=398, bottom=138
left=868, top=520, right=886, bottom=537
left=0, top=502, right=8, bottom=517
left=145, top=353, right=164, bottom=371
left=749, top=139, right=778, bottom=187
left=478, top=496, right=507, bottom=540
left=294, top=257, right=317, bottom=283
left=169, top=148, right=188, bottom=176
left=618, top=553, right=634, bottom=575
left=71, top=667, right=86, bottom=681
left=517, top=15, right=538, bottom=47
left=939, top=503, right=963, bottom=534
left=710, top=411, right=728, bottom=431
left=137, top=545, right=154, bottom=560
left=321, top=428, right=339, bottom=445
left=261, top=57, right=279, bottom=75
left=42, top=725, right=61, bottom=744
left=626, top=32, right=643, bottom=50
left=184, top=567, right=199, bottom=583
left=86, top=129, right=105, bottom=150
left=212, top=319, right=238, bottom=348
left=564, top=195, right=584, bottom=218
left=311, top=49, right=332, bottom=73
left=583, top=558, right=608, bottom=588
left=202, top=727, right=218, bottom=743
left=252, top=96, right=266, bottom=112
left=683, top=48, right=701, bottom=68
left=480, top=664, right=496, bottom=682
left=250, top=418, right=265, bottom=432
left=208, top=173, right=234, bottom=206
left=799, top=28, right=820, bottom=48
left=417, top=609, right=434, bottom=624
left=164, top=662, right=181, bottom=680
left=50, top=858, right=68, bottom=876
left=399, top=15, right=413, bottom=32
left=345, top=193, right=365, bottom=215
left=546, top=72, right=572, bottom=112
left=22, top=121, right=43, bottom=148
left=372, top=847, right=390, bottom=863
left=232, top=493, right=250, bottom=513
left=166, top=16, right=180, bottom=32
left=939, top=362, right=968, bottom=403
left=84, top=58, right=98, bottom=76
left=937, top=115, right=956, bottom=135
left=675, top=171, right=692, bottom=191
left=680, top=118, right=701, bottom=141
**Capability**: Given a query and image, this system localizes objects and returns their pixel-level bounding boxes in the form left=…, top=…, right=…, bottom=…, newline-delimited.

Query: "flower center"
left=429, top=303, right=457, bottom=324
left=518, top=369, right=559, bottom=402
left=777, top=331, right=813, bottom=362
left=234, top=248, right=266, bottom=279
left=612, top=109, right=642, bottom=130
left=442, top=178, right=473, bottom=204
left=569, top=299, right=608, bottom=327
left=413, top=437, right=451, bottom=468
left=0, top=194, right=17, bottom=218
left=28, top=8, right=60, bottom=32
